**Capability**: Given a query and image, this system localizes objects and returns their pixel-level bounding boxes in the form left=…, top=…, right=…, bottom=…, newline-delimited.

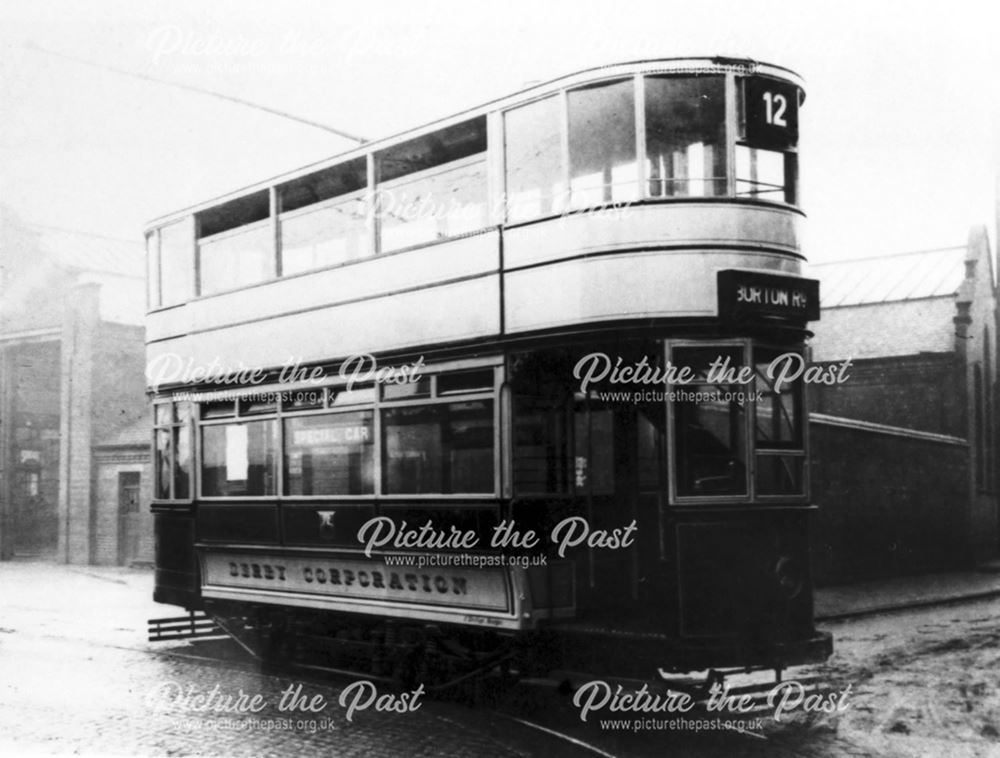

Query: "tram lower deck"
left=153, top=331, right=832, bottom=682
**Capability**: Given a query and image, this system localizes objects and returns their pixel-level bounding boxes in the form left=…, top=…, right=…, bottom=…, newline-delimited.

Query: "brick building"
left=807, top=227, right=998, bottom=584
left=0, top=206, right=150, bottom=564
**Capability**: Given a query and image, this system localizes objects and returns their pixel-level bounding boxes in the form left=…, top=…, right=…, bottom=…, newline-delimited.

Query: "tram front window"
left=568, top=79, right=637, bottom=207
left=645, top=76, right=727, bottom=198
left=754, top=346, right=806, bottom=496
left=672, top=345, right=747, bottom=497
left=504, top=95, right=566, bottom=222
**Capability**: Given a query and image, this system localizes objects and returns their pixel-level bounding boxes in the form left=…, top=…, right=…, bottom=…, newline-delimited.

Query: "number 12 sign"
left=744, top=77, right=800, bottom=149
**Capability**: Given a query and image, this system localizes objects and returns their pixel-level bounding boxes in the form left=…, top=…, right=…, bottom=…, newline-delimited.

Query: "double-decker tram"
left=145, top=57, right=831, bottom=689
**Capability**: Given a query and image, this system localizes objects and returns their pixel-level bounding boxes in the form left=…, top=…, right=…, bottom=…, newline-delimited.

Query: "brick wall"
left=809, top=419, right=970, bottom=586
left=91, top=322, right=147, bottom=443
left=58, top=284, right=98, bottom=564
left=93, top=453, right=152, bottom=566
left=810, top=353, right=964, bottom=437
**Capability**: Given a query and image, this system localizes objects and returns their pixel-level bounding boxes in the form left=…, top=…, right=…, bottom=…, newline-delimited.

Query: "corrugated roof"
left=811, top=246, right=966, bottom=308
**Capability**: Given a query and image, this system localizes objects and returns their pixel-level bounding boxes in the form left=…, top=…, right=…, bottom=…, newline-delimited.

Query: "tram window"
left=513, top=396, right=571, bottom=494
left=637, top=401, right=666, bottom=491
left=158, top=220, right=193, bottom=307
left=201, top=401, right=236, bottom=419
left=436, top=369, right=494, bottom=395
left=574, top=405, right=615, bottom=495
left=381, top=377, right=432, bottom=401
left=381, top=401, right=494, bottom=494
left=201, top=420, right=278, bottom=497
left=567, top=79, right=637, bottom=208
left=284, top=411, right=374, bottom=496
left=146, top=232, right=160, bottom=309
left=504, top=95, right=565, bottom=222
left=154, top=401, right=192, bottom=501
left=756, top=455, right=804, bottom=496
left=329, top=385, right=376, bottom=407
left=280, top=195, right=369, bottom=275
left=174, top=426, right=191, bottom=499
left=283, top=390, right=325, bottom=411
left=376, top=117, right=488, bottom=252
left=198, top=191, right=269, bottom=238
left=736, top=146, right=794, bottom=203
left=155, top=404, right=173, bottom=425
left=644, top=76, right=726, bottom=198
left=278, top=158, right=369, bottom=274
left=239, top=396, right=277, bottom=416
left=753, top=348, right=802, bottom=448
left=279, top=159, right=367, bottom=213
left=672, top=345, right=747, bottom=497
left=198, top=222, right=274, bottom=295
left=154, top=429, right=171, bottom=500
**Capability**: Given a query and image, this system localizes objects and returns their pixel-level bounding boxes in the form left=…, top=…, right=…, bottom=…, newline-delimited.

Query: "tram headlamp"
left=774, top=556, right=804, bottom=599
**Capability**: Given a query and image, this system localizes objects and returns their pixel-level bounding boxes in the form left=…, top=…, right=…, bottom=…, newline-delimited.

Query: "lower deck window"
left=382, top=401, right=494, bottom=494
left=284, top=411, right=374, bottom=495
left=201, top=420, right=277, bottom=496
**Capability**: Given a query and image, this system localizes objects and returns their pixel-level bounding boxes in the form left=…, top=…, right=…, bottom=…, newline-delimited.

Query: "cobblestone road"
left=2, top=562, right=999, bottom=757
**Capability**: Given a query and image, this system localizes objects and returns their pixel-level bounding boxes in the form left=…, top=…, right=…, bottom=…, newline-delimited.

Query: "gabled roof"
left=811, top=246, right=966, bottom=308
left=37, top=229, right=143, bottom=279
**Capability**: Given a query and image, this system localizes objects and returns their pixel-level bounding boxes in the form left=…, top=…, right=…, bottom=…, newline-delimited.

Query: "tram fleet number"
left=744, top=77, right=799, bottom=148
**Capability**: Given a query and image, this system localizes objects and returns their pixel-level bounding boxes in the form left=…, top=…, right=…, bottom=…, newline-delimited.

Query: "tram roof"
left=146, top=56, right=804, bottom=230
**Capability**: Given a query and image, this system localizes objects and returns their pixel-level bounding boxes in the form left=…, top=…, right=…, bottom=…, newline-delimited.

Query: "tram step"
left=148, top=611, right=225, bottom=642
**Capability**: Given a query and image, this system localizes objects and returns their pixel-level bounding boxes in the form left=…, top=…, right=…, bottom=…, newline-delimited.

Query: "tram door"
left=117, top=471, right=142, bottom=565
left=573, top=395, right=656, bottom=613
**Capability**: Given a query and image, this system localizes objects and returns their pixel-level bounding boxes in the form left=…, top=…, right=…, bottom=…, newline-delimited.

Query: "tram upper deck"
left=145, top=57, right=809, bottom=382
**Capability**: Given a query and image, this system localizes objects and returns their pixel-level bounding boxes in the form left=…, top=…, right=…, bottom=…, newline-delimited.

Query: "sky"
left=0, top=0, right=997, bottom=265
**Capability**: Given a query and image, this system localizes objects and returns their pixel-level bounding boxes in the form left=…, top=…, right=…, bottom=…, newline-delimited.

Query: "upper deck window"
left=197, top=191, right=272, bottom=295
left=376, top=117, right=488, bottom=252
left=645, top=76, right=727, bottom=198
left=156, top=221, right=194, bottom=307
left=504, top=95, right=564, bottom=223
left=278, top=158, right=369, bottom=275
left=146, top=232, right=159, bottom=309
left=737, top=77, right=800, bottom=204
left=568, top=79, right=637, bottom=208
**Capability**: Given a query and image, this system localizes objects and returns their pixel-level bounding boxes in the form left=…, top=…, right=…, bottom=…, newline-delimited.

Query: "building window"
left=284, top=411, right=374, bottom=495
left=645, top=76, right=727, bottom=198
left=201, top=419, right=278, bottom=497
left=153, top=401, right=192, bottom=500
left=984, top=327, right=993, bottom=492
left=376, top=117, right=488, bottom=252
left=975, top=363, right=985, bottom=490
left=568, top=78, right=637, bottom=207
left=504, top=95, right=565, bottom=222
